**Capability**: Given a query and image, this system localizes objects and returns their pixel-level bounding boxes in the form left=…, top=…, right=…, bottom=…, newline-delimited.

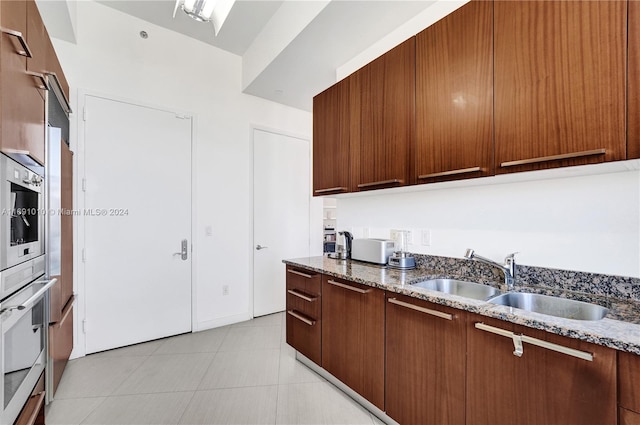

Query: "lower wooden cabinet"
left=620, top=408, right=640, bottom=425
left=49, top=301, right=74, bottom=395
left=15, top=372, right=45, bottom=425
left=618, top=351, right=640, bottom=416
left=321, top=275, right=385, bottom=410
left=285, top=267, right=322, bottom=365
left=467, top=315, right=617, bottom=425
left=385, top=293, right=466, bottom=424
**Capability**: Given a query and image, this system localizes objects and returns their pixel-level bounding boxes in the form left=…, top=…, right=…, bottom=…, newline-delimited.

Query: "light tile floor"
left=46, top=312, right=382, bottom=425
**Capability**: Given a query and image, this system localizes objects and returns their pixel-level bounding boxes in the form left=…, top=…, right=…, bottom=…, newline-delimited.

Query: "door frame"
left=249, top=125, right=313, bottom=319
left=73, top=90, right=197, bottom=358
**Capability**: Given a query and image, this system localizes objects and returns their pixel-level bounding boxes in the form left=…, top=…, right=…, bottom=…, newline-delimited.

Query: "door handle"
left=256, top=244, right=268, bottom=250
left=173, top=239, right=188, bottom=260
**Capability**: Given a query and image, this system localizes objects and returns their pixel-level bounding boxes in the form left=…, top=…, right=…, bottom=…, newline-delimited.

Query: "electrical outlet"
left=390, top=229, right=412, bottom=244
left=222, top=285, right=229, bottom=296
left=421, top=230, right=431, bottom=246
left=205, top=225, right=213, bottom=237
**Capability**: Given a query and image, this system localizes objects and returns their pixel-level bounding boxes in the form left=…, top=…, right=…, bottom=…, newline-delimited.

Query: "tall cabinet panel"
left=629, top=0, right=640, bottom=159
left=494, top=0, right=626, bottom=173
left=350, top=37, right=415, bottom=192
left=415, top=0, right=493, bottom=183
left=312, top=78, right=350, bottom=196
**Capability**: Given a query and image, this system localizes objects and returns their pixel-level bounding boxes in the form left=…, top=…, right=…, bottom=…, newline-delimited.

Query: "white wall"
left=337, top=167, right=640, bottom=278
left=47, top=1, right=317, bottom=355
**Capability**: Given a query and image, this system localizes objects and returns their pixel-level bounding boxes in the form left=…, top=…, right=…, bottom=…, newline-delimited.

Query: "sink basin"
left=411, top=279, right=501, bottom=301
left=488, top=292, right=608, bottom=320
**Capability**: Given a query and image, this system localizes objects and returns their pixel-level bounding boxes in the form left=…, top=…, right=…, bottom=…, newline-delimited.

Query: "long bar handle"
left=26, top=71, right=48, bottom=90
left=475, top=322, right=593, bottom=361
left=327, top=279, right=369, bottom=294
left=287, top=289, right=316, bottom=302
left=357, top=179, right=403, bottom=189
left=314, top=186, right=347, bottom=194
left=287, top=269, right=314, bottom=279
left=287, top=310, right=315, bottom=326
left=1, top=27, right=33, bottom=57
left=388, top=298, right=452, bottom=320
left=1, top=278, right=57, bottom=314
left=500, top=149, right=606, bottom=168
left=45, top=72, right=73, bottom=114
left=418, top=166, right=482, bottom=180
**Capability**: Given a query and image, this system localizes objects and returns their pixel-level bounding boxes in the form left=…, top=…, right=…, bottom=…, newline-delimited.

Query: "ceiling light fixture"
left=173, top=0, right=235, bottom=35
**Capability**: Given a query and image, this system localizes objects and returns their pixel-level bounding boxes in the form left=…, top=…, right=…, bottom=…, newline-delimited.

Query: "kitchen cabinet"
left=49, top=302, right=73, bottom=395
left=629, top=0, right=640, bottom=159
left=285, top=267, right=322, bottom=365
left=14, top=372, right=45, bottom=425
left=321, top=275, right=384, bottom=409
left=620, top=408, right=640, bottom=425
left=313, top=78, right=350, bottom=196
left=349, top=37, right=415, bottom=192
left=467, top=315, right=617, bottom=424
left=0, top=0, right=46, bottom=165
left=494, top=0, right=626, bottom=174
left=415, top=0, right=493, bottom=184
left=385, top=293, right=466, bottom=424
left=618, top=351, right=640, bottom=414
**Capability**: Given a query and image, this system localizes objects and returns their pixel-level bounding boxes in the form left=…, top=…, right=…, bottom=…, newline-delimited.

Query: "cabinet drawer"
left=286, top=309, right=321, bottom=365
left=620, top=407, right=640, bottom=425
left=15, top=372, right=45, bottom=425
left=619, top=351, right=640, bottom=413
left=49, top=301, right=73, bottom=396
left=286, top=288, right=320, bottom=319
left=286, top=267, right=321, bottom=296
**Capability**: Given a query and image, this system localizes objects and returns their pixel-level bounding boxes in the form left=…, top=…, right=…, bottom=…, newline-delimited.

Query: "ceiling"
left=51, top=0, right=439, bottom=111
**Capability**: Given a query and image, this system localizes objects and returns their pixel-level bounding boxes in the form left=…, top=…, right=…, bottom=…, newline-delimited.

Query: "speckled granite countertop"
left=283, top=256, right=640, bottom=355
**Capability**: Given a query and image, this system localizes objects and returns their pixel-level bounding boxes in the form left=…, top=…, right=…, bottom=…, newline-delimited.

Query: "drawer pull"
left=26, top=71, right=49, bottom=91
left=1, top=28, right=33, bottom=57
left=314, top=186, right=347, bottom=194
left=500, top=149, right=606, bottom=168
left=287, top=289, right=316, bottom=302
left=357, top=179, right=403, bottom=189
left=288, top=269, right=313, bottom=279
left=287, top=310, right=315, bottom=326
left=388, top=298, right=453, bottom=320
left=327, top=279, right=369, bottom=294
left=45, top=72, right=73, bottom=114
left=474, top=322, right=593, bottom=361
left=418, top=166, right=482, bottom=180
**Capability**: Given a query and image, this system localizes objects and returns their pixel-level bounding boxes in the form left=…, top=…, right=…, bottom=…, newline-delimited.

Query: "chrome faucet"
left=465, top=249, right=517, bottom=291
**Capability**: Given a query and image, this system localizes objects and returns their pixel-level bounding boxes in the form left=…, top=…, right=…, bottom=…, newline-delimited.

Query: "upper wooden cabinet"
left=313, top=78, right=350, bottom=196
left=350, top=37, right=415, bottom=192
left=629, top=0, right=640, bottom=159
left=415, top=0, right=493, bottom=183
left=26, top=0, right=47, bottom=77
left=494, top=0, right=627, bottom=174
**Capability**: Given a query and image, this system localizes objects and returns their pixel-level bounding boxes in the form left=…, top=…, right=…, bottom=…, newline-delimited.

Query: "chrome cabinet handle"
left=327, top=279, right=369, bottom=294
left=287, top=310, right=315, bottom=326
left=1, top=27, right=33, bottom=57
left=26, top=71, right=48, bottom=90
left=388, top=298, right=453, bottom=320
left=500, top=149, right=606, bottom=168
left=0, top=278, right=57, bottom=314
left=172, top=239, right=188, bottom=260
left=256, top=244, right=268, bottom=250
left=474, top=322, right=593, bottom=361
left=418, top=166, right=482, bottom=180
left=314, top=186, right=347, bottom=194
left=287, top=289, right=316, bottom=302
left=357, top=179, right=403, bottom=189
left=287, top=269, right=313, bottom=279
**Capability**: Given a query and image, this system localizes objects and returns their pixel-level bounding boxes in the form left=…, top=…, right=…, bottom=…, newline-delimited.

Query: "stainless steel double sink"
left=410, top=278, right=608, bottom=321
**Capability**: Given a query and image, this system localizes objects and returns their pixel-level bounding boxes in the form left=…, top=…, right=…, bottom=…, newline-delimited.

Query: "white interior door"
left=253, top=129, right=310, bottom=317
left=83, top=95, right=192, bottom=354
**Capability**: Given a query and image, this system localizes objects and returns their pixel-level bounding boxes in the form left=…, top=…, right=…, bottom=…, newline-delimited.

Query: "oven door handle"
left=1, top=278, right=57, bottom=314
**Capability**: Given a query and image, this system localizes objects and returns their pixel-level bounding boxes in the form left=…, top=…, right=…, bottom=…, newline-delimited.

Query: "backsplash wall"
left=337, top=166, right=640, bottom=279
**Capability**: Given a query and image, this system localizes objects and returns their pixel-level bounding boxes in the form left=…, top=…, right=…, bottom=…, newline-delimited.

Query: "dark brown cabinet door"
left=629, top=0, right=640, bottom=159
left=385, top=294, right=466, bottom=425
left=415, top=0, right=493, bottom=184
left=350, top=37, right=415, bottom=192
left=620, top=408, right=640, bottom=425
left=321, top=275, right=384, bottom=409
left=285, top=267, right=322, bottom=365
left=467, top=315, right=616, bottom=425
left=313, top=78, right=350, bottom=196
left=49, top=303, right=73, bottom=395
left=618, top=351, right=640, bottom=413
left=1, top=0, right=46, bottom=165
left=26, top=0, right=47, bottom=76
left=494, top=0, right=626, bottom=174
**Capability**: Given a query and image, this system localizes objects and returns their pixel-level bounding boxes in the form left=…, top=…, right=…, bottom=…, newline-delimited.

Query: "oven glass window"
left=10, top=183, right=39, bottom=247
left=3, top=297, right=45, bottom=408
